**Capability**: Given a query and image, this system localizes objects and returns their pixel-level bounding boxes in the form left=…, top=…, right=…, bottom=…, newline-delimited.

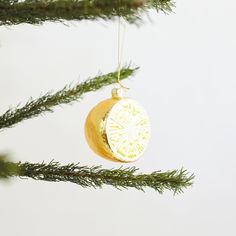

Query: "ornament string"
left=117, top=15, right=129, bottom=90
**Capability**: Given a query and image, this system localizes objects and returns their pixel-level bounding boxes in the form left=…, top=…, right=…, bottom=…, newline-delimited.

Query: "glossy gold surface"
left=84, top=90, right=150, bottom=162
left=85, top=97, right=121, bottom=162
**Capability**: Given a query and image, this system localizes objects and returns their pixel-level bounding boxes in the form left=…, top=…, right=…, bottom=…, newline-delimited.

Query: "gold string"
left=117, top=16, right=129, bottom=90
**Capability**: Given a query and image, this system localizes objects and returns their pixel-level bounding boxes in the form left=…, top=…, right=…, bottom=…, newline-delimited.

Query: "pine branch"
left=0, top=154, right=19, bottom=179
left=0, top=66, right=137, bottom=131
left=0, top=0, right=174, bottom=26
left=0, top=155, right=194, bottom=193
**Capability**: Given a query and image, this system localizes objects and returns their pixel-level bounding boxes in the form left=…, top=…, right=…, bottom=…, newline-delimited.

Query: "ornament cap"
left=111, top=88, right=124, bottom=99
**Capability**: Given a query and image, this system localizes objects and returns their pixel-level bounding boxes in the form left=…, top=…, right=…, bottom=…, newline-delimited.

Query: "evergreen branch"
left=0, top=66, right=137, bottom=131
left=0, top=155, right=194, bottom=193
left=0, top=154, right=19, bottom=179
left=0, top=0, right=174, bottom=26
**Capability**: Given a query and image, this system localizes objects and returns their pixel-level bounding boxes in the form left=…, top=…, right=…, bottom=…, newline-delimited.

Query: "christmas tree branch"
left=0, top=0, right=174, bottom=26
left=0, top=155, right=194, bottom=193
left=0, top=66, right=137, bottom=131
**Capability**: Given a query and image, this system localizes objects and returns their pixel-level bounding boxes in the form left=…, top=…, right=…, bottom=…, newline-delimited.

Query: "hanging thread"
left=117, top=15, right=129, bottom=90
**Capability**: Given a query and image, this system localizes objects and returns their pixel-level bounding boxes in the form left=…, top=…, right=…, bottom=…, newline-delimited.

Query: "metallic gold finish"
left=111, top=88, right=124, bottom=99
left=84, top=90, right=150, bottom=162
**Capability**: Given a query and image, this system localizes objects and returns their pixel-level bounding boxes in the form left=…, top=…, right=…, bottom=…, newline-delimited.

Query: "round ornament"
left=84, top=88, right=151, bottom=162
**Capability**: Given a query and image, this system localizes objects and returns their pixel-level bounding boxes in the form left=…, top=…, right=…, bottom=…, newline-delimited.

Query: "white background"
left=0, top=0, right=236, bottom=235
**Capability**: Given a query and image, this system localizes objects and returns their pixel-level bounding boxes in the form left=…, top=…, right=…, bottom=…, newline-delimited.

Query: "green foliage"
left=0, top=66, right=137, bottom=131
left=1, top=158, right=194, bottom=193
left=0, top=1, right=194, bottom=194
left=0, top=66, right=194, bottom=193
left=0, top=0, right=174, bottom=26
left=0, top=154, right=19, bottom=179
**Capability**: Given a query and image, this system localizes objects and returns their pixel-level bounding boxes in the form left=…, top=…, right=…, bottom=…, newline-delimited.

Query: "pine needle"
left=0, top=155, right=194, bottom=193
left=0, top=66, right=137, bottom=130
left=0, top=0, right=174, bottom=26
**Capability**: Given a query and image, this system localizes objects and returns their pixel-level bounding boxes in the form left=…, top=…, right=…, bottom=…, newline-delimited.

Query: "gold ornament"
left=84, top=88, right=151, bottom=162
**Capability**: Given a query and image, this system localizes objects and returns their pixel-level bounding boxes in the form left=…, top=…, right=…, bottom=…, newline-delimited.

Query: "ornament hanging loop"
left=117, top=15, right=130, bottom=91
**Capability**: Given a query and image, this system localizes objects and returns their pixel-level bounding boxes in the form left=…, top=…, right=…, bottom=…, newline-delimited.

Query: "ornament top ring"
left=84, top=88, right=151, bottom=162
